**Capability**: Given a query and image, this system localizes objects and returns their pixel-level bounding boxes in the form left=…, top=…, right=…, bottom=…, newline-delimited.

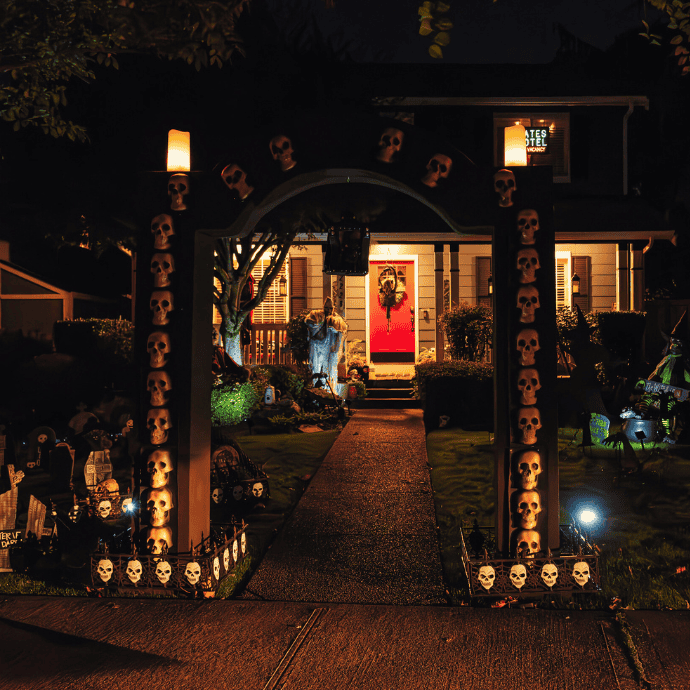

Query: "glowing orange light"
left=167, top=129, right=190, bottom=171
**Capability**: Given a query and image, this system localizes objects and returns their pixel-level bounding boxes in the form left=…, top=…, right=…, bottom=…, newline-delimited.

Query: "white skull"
left=126, top=559, right=143, bottom=584
left=146, top=526, right=173, bottom=555
left=252, top=482, right=263, bottom=498
left=147, top=448, right=174, bottom=488
left=212, top=487, right=224, bottom=504
left=241, top=532, right=247, bottom=555
left=269, top=134, right=296, bottom=171
left=421, top=153, right=452, bottom=187
left=147, top=371, right=172, bottom=407
left=38, top=433, right=48, bottom=443
left=517, top=407, right=542, bottom=445
left=221, top=163, right=254, bottom=200
left=572, top=561, right=591, bottom=587
left=515, top=450, right=542, bottom=490
left=150, top=290, right=174, bottom=326
left=97, top=500, right=112, bottom=519
left=151, top=214, right=175, bottom=250
left=516, top=248, right=540, bottom=284
left=155, top=560, right=172, bottom=584
left=517, top=285, right=540, bottom=323
left=517, top=209, right=540, bottom=244
left=517, top=368, right=541, bottom=406
left=150, top=253, right=175, bottom=288
left=223, top=547, right=230, bottom=571
left=494, top=169, right=516, bottom=207
left=509, top=563, right=528, bottom=589
left=515, top=489, right=542, bottom=529
left=376, top=128, right=404, bottom=163
left=184, top=561, right=201, bottom=586
left=232, top=539, right=239, bottom=562
left=232, top=485, right=244, bottom=501
left=541, top=563, right=559, bottom=588
left=147, top=331, right=172, bottom=369
left=477, top=565, right=496, bottom=591
left=516, top=329, right=540, bottom=366
left=97, top=558, right=113, bottom=583
left=147, top=487, right=173, bottom=527
left=147, top=408, right=171, bottom=445
left=168, top=173, right=189, bottom=211
left=213, top=556, right=220, bottom=581
left=516, top=529, right=541, bottom=558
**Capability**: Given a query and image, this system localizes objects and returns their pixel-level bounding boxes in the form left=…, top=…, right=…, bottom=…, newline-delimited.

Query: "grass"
left=426, top=424, right=690, bottom=609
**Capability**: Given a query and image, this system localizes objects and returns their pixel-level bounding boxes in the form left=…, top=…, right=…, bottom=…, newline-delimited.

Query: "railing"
left=241, top=323, right=294, bottom=366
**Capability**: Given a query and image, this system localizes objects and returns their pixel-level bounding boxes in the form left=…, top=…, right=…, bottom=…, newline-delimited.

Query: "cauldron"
left=621, top=419, right=660, bottom=444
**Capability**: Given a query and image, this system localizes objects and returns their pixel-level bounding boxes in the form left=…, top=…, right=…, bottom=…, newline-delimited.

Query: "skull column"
left=492, top=166, right=558, bottom=558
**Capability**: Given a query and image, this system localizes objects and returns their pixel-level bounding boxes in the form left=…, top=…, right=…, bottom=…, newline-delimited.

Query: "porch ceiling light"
left=167, top=129, right=190, bottom=171
left=504, top=124, right=527, bottom=167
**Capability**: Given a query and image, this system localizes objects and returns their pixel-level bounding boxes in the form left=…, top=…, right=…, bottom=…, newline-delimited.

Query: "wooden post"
left=450, top=243, right=460, bottom=309
left=434, top=243, right=445, bottom=361
left=617, top=242, right=631, bottom=311
left=630, top=242, right=645, bottom=312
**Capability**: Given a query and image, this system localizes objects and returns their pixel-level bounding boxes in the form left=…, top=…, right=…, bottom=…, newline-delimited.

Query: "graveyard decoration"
left=26, top=426, right=56, bottom=472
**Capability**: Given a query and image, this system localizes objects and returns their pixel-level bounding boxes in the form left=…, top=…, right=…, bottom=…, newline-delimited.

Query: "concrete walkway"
left=241, top=408, right=447, bottom=605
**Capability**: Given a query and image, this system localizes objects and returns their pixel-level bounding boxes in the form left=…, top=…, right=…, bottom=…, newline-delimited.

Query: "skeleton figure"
left=168, top=173, right=189, bottom=211
left=185, top=561, right=201, bottom=586
left=213, top=556, right=220, bottom=581
left=252, top=482, right=263, bottom=498
left=147, top=448, right=174, bottom=488
left=516, top=248, right=540, bottom=284
left=146, top=526, right=173, bottom=555
left=147, top=332, right=172, bottom=369
left=517, top=368, right=541, bottom=405
left=517, top=209, right=539, bottom=245
left=572, top=561, right=591, bottom=587
left=126, top=559, right=143, bottom=585
left=515, top=489, right=541, bottom=529
left=147, top=371, right=172, bottom=407
left=150, top=291, right=174, bottom=326
left=517, top=407, right=542, bottom=445
left=232, top=485, right=244, bottom=501
left=151, top=214, right=174, bottom=250
left=515, top=529, right=541, bottom=558
left=151, top=253, right=175, bottom=288
left=147, top=408, right=172, bottom=445
left=221, top=164, right=254, bottom=200
left=509, top=563, right=528, bottom=589
left=223, top=548, right=230, bottom=571
left=376, top=128, right=404, bottom=163
left=147, top=487, right=173, bottom=527
left=477, top=565, right=496, bottom=591
left=541, top=563, right=559, bottom=588
left=155, top=560, right=172, bottom=585
left=494, top=169, right=516, bottom=207
left=97, top=500, right=112, bottom=520
left=516, top=329, right=540, bottom=366
left=516, top=285, right=540, bottom=323
left=97, top=558, right=114, bottom=583
left=421, top=153, right=452, bottom=187
left=269, top=135, right=296, bottom=171
left=514, top=450, right=542, bottom=490
left=212, top=487, right=224, bottom=504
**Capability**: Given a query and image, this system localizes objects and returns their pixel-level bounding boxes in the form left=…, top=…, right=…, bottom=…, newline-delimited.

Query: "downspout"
left=623, top=100, right=634, bottom=196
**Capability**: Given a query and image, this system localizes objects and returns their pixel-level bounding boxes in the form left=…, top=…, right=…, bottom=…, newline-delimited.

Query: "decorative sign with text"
left=525, top=128, right=550, bottom=154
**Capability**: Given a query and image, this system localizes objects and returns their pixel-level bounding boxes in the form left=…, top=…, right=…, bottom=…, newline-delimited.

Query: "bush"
left=285, top=311, right=310, bottom=364
left=211, top=367, right=271, bottom=427
left=438, top=303, right=492, bottom=362
left=53, top=318, right=133, bottom=366
left=253, top=365, right=308, bottom=402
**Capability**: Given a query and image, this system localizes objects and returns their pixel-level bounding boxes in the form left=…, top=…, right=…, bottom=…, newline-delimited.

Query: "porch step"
left=367, top=387, right=414, bottom=399
left=356, top=379, right=420, bottom=409
left=356, top=397, right=420, bottom=410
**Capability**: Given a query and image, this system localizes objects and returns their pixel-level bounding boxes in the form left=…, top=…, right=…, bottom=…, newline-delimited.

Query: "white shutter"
left=555, top=252, right=571, bottom=309
left=251, top=255, right=289, bottom=324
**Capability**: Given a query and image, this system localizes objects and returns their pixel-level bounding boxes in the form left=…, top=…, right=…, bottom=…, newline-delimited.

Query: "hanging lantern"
left=323, top=216, right=371, bottom=276
left=572, top=272, right=581, bottom=295
left=278, top=275, right=287, bottom=297
left=504, top=125, right=527, bottom=167
left=488, top=274, right=493, bottom=295
left=167, top=129, right=190, bottom=172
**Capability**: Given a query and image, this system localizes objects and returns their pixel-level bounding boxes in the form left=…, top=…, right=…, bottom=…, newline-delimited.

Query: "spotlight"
left=579, top=509, right=597, bottom=525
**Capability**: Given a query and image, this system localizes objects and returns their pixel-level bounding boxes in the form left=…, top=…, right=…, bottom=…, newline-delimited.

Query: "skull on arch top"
left=477, top=565, right=496, bottom=591
left=147, top=448, right=174, bottom=488
left=151, top=214, right=175, bottom=250
left=269, top=135, right=296, bottom=171
left=147, top=331, right=171, bottom=369
left=517, top=209, right=540, bottom=245
left=514, top=450, right=542, bottom=490
left=572, top=561, right=591, bottom=587
left=516, top=285, right=540, bottom=323
left=515, top=489, right=542, bottom=529
left=515, top=529, right=541, bottom=558
left=147, top=371, right=172, bottom=407
left=494, top=169, right=516, bottom=207
left=376, top=128, right=404, bottom=163
left=221, top=164, right=254, bottom=201
left=147, top=408, right=172, bottom=445
left=146, top=487, right=173, bottom=527
left=146, top=526, right=173, bottom=555
left=517, top=407, right=541, bottom=445
left=509, top=563, right=528, bottom=589
left=516, top=328, right=540, bottom=366
left=517, top=367, right=541, bottom=406
left=168, top=173, right=189, bottom=211
left=421, top=154, right=452, bottom=188
left=516, top=248, right=540, bottom=284
left=151, top=253, right=175, bottom=288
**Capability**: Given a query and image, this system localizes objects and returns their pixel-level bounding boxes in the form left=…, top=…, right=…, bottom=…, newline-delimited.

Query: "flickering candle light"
left=504, top=124, right=527, bottom=167
left=167, top=129, right=190, bottom=171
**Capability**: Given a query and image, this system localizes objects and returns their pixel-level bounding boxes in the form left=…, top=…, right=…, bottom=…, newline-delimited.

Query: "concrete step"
left=355, top=397, right=421, bottom=409
left=366, top=378, right=414, bottom=389
left=366, top=387, right=414, bottom=399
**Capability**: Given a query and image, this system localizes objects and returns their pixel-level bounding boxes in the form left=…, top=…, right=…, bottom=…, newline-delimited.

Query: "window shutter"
left=556, top=258, right=567, bottom=309
left=290, top=257, right=307, bottom=317
left=251, top=258, right=289, bottom=323
left=572, top=255, right=591, bottom=313
left=476, top=256, right=492, bottom=308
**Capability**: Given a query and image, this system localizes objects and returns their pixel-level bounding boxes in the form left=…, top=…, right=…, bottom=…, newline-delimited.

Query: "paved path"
left=241, top=408, right=447, bottom=605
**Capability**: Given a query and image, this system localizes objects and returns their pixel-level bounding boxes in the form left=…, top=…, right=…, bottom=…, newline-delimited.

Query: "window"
left=251, top=256, right=289, bottom=323
left=494, top=113, right=570, bottom=183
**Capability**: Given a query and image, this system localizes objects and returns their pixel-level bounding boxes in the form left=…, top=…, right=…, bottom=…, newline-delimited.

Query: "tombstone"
left=0, top=485, right=19, bottom=572
left=25, top=495, right=47, bottom=539
left=68, top=402, right=99, bottom=436
left=84, top=450, right=113, bottom=492
left=589, top=413, right=611, bottom=446
left=26, top=426, right=56, bottom=473
left=50, top=443, right=75, bottom=494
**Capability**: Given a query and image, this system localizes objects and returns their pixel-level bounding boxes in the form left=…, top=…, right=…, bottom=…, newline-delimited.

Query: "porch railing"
left=241, top=323, right=294, bottom=366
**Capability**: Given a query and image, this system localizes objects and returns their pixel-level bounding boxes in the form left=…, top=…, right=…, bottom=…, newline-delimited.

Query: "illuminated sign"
left=525, top=127, right=550, bottom=154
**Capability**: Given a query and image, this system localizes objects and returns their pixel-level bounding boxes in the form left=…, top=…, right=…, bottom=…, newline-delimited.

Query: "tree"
left=0, top=0, right=250, bottom=141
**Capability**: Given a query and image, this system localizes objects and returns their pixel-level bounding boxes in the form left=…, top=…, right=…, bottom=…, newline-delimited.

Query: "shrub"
left=211, top=368, right=270, bottom=427
left=438, top=303, right=492, bottom=362
left=285, top=310, right=310, bottom=364
left=53, top=318, right=133, bottom=366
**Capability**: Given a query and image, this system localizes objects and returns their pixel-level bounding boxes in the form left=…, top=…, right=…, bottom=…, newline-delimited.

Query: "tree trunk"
left=223, top=316, right=244, bottom=365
